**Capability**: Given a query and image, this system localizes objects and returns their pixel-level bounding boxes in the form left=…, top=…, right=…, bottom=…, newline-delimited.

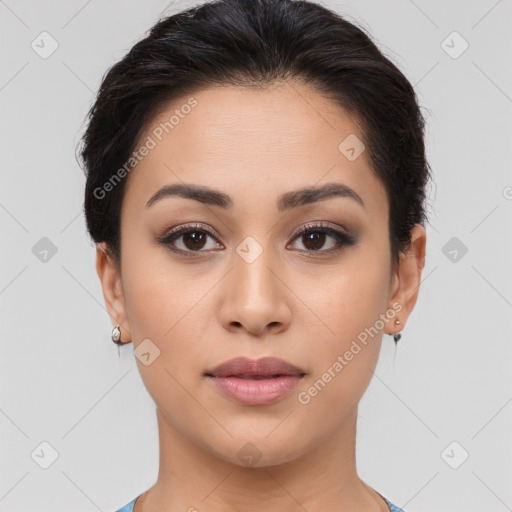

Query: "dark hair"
left=79, top=0, right=432, bottom=270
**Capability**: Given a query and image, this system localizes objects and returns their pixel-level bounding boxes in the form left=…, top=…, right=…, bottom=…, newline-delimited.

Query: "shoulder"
left=113, top=497, right=137, bottom=512
left=381, top=495, right=406, bottom=512
left=113, top=494, right=405, bottom=512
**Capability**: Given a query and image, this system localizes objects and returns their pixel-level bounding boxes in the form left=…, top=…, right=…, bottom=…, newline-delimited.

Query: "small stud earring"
left=111, top=325, right=123, bottom=345
left=393, top=318, right=401, bottom=344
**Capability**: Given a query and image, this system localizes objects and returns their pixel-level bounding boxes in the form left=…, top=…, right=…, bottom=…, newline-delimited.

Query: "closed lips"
left=205, top=356, right=307, bottom=406
left=205, top=356, right=306, bottom=379
left=226, top=374, right=293, bottom=379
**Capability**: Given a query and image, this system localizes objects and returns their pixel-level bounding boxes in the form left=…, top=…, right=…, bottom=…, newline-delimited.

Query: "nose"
left=218, top=244, right=292, bottom=336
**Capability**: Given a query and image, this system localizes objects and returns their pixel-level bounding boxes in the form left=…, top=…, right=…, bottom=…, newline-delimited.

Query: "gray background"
left=1, top=1, right=511, bottom=511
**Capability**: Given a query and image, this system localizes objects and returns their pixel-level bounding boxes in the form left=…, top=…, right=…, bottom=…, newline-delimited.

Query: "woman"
left=79, top=0, right=431, bottom=510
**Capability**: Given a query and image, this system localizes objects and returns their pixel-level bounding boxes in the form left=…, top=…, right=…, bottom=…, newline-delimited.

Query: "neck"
left=134, top=406, right=389, bottom=512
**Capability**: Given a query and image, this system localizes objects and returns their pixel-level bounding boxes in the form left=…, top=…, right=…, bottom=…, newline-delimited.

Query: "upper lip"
left=205, top=356, right=306, bottom=378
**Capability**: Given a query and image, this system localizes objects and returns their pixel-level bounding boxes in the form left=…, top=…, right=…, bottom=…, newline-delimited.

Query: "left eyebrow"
left=145, top=182, right=367, bottom=211
left=277, top=182, right=367, bottom=212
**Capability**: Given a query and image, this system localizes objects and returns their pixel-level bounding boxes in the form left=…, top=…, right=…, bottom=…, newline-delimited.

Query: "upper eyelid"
left=163, top=220, right=344, bottom=235
left=159, top=221, right=350, bottom=246
left=294, top=221, right=350, bottom=235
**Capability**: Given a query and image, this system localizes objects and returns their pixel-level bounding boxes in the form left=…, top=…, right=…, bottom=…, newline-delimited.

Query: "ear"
left=387, top=224, right=427, bottom=335
left=95, top=242, right=132, bottom=343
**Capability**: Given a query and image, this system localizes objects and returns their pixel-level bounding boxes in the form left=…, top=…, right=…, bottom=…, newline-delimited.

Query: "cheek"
left=291, top=279, right=387, bottom=433
left=296, top=257, right=391, bottom=344
left=122, top=261, right=213, bottom=428
left=121, top=245, right=218, bottom=387
left=121, top=232, right=207, bottom=337
left=294, top=254, right=390, bottom=391
left=124, top=268, right=214, bottom=367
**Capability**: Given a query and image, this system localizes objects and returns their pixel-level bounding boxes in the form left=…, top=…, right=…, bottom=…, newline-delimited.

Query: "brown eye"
left=158, top=223, right=223, bottom=257
left=289, top=222, right=356, bottom=254
left=182, top=231, right=208, bottom=250
left=301, top=232, right=327, bottom=251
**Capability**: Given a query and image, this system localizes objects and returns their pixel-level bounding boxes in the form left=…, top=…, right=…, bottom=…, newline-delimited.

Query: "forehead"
left=122, top=81, right=388, bottom=218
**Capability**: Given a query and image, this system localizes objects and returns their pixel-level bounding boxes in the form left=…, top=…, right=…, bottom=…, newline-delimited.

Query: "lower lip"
left=207, top=375, right=304, bottom=405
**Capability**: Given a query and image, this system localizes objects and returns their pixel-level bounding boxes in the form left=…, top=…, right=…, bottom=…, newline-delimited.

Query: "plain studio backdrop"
left=0, top=1, right=511, bottom=511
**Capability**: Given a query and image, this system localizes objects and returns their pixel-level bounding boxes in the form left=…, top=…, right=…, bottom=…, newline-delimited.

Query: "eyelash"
left=157, top=221, right=356, bottom=258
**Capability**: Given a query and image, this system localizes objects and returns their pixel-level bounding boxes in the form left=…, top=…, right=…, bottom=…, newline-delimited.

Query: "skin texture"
left=96, top=80, right=426, bottom=512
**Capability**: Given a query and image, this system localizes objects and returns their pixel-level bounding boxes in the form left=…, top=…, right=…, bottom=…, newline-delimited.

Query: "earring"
left=111, top=325, right=124, bottom=345
left=112, top=325, right=131, bottom=358
left=393, top=319, right=401, bottom=344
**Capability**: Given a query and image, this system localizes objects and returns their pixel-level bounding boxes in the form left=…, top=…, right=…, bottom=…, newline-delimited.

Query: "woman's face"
left=98, top=81, right=424, bottom=466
